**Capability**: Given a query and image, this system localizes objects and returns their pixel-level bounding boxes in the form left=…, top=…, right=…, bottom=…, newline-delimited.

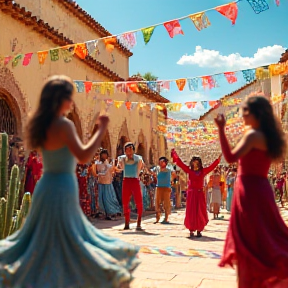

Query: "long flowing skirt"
left=184, top=188, right=208, bottom=232
left=0, top=173, right=139, bottom=288
left=219, top=175, right=288, bottom=287
left=98, top=183, right=122, bottom=215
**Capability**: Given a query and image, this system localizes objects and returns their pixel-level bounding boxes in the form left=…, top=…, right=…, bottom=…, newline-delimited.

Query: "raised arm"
left=62, top=115, right=109, bottom=164
left=171, top=149, right=190, bottom=174
left=203, top=157, right=220, bottom=176
left=215, top=114, right=255, bottom=163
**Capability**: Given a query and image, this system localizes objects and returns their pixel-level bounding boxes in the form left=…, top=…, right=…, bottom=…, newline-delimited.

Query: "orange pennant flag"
left=215, top=3, right=238, bottom=25
left=127, top=82, right=140, bottom=93
left=104, top=37, right=117, bottom=52
left=185, top=102, right=197, bottom=109
left=74, top=44, right=88, bottom=59
left=176, top=79, right=186, bottom=91
left=125, top=101, right=132, bottom=110
left=37, top=51, right=49, bottom=65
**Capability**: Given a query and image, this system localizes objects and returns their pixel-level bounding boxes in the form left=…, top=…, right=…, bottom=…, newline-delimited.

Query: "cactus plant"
left=16, top=192, right=31, bottom=230
left=3, top=165, right=19, bottom=238
left=0, top=197, right=7, bottom=239
left=0, top=133, right=32, bottom=239
left=0, top=133, right=8, bottom=198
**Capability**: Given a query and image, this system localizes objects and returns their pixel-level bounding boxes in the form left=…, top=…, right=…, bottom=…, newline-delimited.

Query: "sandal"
left=189, top=231, right=194, bottom=238
left=135, top=226, right=143, bottom=231
left=196, top=231, right=202, bottom=238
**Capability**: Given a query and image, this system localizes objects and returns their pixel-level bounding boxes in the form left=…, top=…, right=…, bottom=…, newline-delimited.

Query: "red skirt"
left=184, top=188, right=208, bottom=232
left=219, top=175, right=288, bottom=287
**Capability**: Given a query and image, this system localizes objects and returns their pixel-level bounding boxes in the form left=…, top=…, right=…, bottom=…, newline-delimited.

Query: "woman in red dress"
left=171, top=150, right=221, bottom=237
left=215, top=95, right=288, bottom=287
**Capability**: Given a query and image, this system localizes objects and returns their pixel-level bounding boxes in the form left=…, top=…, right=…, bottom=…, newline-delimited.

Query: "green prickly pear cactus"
left=0, top=133, right=8, bottom=198
left=3, top=165, right=19, bottom=238
left=0, top=197, right=7, bottom=239
left=0, top=133, right=32, bottom=239
left=16, top=192, right=31, bottom=230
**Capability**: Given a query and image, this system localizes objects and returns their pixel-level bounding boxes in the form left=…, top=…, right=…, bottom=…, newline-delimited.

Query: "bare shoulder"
left=245, top=129, right=266, bottom=149
left=56, top=117, right=75, bottom=133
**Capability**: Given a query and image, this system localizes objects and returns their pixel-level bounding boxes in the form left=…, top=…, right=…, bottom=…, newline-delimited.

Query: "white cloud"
left=177, top=45, right=286, bottom=70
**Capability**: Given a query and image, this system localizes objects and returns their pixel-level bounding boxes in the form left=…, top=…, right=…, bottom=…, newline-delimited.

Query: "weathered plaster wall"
left=18, top=0, right=129, bottom=79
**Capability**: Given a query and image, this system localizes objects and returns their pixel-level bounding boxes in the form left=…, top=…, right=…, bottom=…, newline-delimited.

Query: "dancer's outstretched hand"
left=97, top=115, right=110, bottom=130
left=214, top=113, right=226, bottom=129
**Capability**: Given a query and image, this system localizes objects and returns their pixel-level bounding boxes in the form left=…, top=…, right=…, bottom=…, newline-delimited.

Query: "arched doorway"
left=67, top=107, right=83, bottom=140
left=0, top=95, right=17, bottom=135
left=91, top=124, right=111, bottom=155
left=116, top=136, right=129, bottom=157
left=116, top=119, right=130, bottom=156
left=136, top=130, right=147, bottom=163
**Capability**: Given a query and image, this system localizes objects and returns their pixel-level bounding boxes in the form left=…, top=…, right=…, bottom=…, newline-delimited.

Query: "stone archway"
left=136, top=129, right=147, bottom=163
left=0, top=95, right=17, bottom=135
left=91, top=124, right=112, bottom=156
left=0, top=67, right=28, bottom=138
left=116, top=119, right=130, bottom=156
left=67, top=106, right=83, bottom=140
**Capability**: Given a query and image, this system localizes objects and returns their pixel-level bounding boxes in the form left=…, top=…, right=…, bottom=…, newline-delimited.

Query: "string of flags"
left=156, top=92, right=287, bottom=146
left=0, top=1, right=280, bottom=69
left=72, top=60, right=288, bottom=95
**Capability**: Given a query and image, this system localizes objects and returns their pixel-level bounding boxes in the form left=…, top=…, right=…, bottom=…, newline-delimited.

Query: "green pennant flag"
left=141, top=26, right=155, bottom=44
left=50, top=48, right=60, bottom=61
left=12, top=54, right=23, bottom=68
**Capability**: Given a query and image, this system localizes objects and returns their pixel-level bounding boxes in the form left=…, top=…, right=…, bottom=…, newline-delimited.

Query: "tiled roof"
left=56, top=0, right=133, bottom=57
left=0, top=0, right=168, bottom=102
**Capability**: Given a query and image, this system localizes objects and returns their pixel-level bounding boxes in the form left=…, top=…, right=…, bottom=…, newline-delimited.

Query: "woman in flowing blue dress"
left=0, top=75, right=140, bottom=288
left=96, top=149, right=122, bottom=220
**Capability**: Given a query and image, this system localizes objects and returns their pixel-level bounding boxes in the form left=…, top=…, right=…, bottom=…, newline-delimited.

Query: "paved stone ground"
left=90, top=203, right=288, bottom=288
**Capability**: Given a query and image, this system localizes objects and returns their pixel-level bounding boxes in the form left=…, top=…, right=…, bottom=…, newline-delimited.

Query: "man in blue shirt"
left=118, top=142, right=144, bottom=230
left=152, top=157, right=176, bottom=223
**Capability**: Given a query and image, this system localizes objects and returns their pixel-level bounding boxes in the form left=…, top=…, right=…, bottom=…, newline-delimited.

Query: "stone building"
left=0, top=0, right=169, bottom=164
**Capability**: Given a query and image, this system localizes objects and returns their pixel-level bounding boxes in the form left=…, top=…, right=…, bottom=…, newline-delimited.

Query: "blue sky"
left=77, top=0, right=287, bottom=118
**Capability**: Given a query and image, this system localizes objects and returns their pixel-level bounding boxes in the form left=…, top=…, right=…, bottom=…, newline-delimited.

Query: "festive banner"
left=142, top=26, right=155, bottom=44
left=224, top=72, right=237, bottom=83
left=190, top=13, right=211, bottom=31
left=164, top=20, right=184, bottom=38
left=22, top=53, right=33, bottom=66
left=176, top=79, right=187, bottom=91
left=246, top=0, right=269, bottom=14
left=215, top=2, right=238, bottom=24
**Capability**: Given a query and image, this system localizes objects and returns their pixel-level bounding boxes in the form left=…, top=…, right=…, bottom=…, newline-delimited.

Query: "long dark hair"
left=100, top=149, right=109, bottom=162
left=246, top=95, right=287, bottom=161
left=26, top=75, right=74, bottom=149
left=189, top=156, right=203, bottom=171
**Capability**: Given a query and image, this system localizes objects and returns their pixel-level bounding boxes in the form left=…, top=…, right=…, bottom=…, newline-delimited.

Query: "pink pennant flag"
left=4, top=56, right=12, bottom=65
left=275, top=0, right=280, bottom=6
left=163, top=20, right=184, bottom=38
left=159, top=81, right=170, bottom=91
left=202, top=76, right=216, bottom=89
left=22, top=53, right=33, bottom=66
left=224, top=72, right=237, bottom=84
left=115, top=82, right=127, bottom=93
